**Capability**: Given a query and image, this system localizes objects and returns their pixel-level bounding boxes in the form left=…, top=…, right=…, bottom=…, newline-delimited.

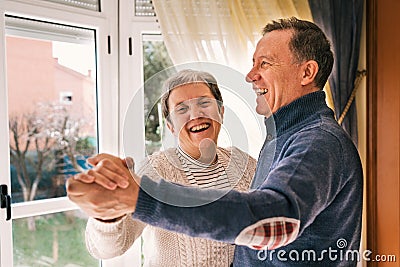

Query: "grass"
left=13, top=212, right=99, bottom=267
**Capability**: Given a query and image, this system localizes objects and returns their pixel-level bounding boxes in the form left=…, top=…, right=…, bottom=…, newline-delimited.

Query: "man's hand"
left=78, top=153, right=134, bottom=190
left=66, top=153, right=141, bottom=221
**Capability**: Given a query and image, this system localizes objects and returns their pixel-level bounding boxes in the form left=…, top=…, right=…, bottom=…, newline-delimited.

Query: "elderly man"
left=67, top=17, right=363, bottom=266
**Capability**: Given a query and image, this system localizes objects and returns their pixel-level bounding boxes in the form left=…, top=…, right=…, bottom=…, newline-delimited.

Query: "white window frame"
left=0, top=0, right=119, bottom=266
left=0, top=0, right=160, bottom=265
left=101, top=3, right=160, bottom=265
left=118, top=0, right=159, bottom=161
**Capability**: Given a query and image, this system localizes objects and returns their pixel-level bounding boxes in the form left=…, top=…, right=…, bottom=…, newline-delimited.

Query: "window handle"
left=128, top=37, right=133, bottom=56
left=107, top=35, right=111, bottom=54
left=1, top=184, right=11, bottom=221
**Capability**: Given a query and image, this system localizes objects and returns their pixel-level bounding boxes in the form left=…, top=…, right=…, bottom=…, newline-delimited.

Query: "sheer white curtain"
left=152, top=0, right=313, bottom=74
left=151, top=0, right=336, bottom=157
left=153, top=0, right=334, bottom=113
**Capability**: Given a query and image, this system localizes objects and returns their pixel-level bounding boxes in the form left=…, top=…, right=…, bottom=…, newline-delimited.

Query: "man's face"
left=246, top=30, right=305, bottom=116
left=166, top=83, right=224, bottom=158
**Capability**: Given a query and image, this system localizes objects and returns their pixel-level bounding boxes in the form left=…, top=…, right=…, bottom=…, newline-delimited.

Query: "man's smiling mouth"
left=255, top=88, right=269, bottom=96
left=189, top=123, right=210, bottom=133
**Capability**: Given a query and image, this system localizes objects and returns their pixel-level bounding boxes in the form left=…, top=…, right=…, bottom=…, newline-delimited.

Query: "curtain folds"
left=152, top=0, right=355, bottom=145
left=308, top=0, right=364, bottom=146
left=152, top=0, right=312, bottom=74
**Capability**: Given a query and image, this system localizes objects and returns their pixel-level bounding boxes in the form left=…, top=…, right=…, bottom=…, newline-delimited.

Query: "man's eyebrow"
left=257, top=54, right=275, bottom=61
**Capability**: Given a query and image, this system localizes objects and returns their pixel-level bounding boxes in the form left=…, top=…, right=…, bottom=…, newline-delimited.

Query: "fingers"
left=95, top=159, right=130, bottom=186
left=87, top=153, right=124, bottom=167
left=75, top=161, right=127, bottom=190
left=87, top=156, right=98, bottom=167
left=66, top=177, right=96, bottom=196
left=66, top=175, right=140, bottom=220
left=84, top=158, right=130, bottom=190
left=84, top=153, right=135, bottom=190
left=123, top=157, right=135, bottom=172
left=86, top=169, right=117, bottom=190
left=66, top=178, right=115, bottom=218
left=73, top=173, right=96, bottom=184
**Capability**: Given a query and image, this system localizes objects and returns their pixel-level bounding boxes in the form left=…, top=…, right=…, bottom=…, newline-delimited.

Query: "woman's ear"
left=166, top=120, right=175, bottom=135
left=301, top=60, right=319, bottom=86
left=219, top=106, right=225, bottom=123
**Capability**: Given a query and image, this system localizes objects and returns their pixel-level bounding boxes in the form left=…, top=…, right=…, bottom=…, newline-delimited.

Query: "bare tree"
left=9, top=113, right=54, bottom=202
left=9, top=112, right=55, bottom=231
left=9, top=102, right=95, bottom=231
left=43, top=103, right=88, bottom=173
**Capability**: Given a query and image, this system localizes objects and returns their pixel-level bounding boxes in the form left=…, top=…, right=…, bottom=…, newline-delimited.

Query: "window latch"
left=0, top=184, right=11, bottom=221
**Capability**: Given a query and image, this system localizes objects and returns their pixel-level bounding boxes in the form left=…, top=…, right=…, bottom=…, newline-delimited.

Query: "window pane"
left=143, top=37, right=173, bottom=155
left=13, top=211, right=98, bottom=266
left=6, top=16, right=97, bottom=203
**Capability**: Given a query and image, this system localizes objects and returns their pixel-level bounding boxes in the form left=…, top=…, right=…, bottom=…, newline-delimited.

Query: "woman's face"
left=166, top=82, right=224, bottom=159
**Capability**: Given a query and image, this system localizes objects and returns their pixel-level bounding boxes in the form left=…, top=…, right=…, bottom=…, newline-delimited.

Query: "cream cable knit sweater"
left=85, top=147, right=256, bottom=267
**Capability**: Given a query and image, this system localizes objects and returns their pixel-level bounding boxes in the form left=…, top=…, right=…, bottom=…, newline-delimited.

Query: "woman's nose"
left=189, top=105, right=204, bottom=119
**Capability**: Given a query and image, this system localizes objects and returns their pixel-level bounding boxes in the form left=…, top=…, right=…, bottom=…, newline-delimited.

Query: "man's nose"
left=246, top=69, right=260, bottom=83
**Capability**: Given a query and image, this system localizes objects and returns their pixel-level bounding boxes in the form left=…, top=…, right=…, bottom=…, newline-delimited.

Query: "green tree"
left=143, top=41, right=173, bottom=154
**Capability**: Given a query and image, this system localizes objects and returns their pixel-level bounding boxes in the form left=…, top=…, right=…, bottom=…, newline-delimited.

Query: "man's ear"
left=301, top=60, right=319, bottom=86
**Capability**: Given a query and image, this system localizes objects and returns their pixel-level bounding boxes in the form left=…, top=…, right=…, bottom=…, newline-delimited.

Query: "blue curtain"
left=308, top=0, right=364, bottom=146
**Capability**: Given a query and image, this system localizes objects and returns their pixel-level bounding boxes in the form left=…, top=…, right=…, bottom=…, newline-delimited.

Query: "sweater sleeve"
left=132, top=131, right=347, bottom=250
left=85, top=215, right=146, bottom=259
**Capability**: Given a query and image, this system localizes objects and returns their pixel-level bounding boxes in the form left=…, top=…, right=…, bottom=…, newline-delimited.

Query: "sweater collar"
left=264, top=90, right=329, bottom=137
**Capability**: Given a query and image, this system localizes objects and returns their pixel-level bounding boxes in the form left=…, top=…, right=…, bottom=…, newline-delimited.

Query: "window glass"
left=143, top=37, right=173, bottom=155
left=6, top=16, right=97, bottom=204
left=13, top=210, right=98, bottom=266
left=5, top=14, right=98, bottom=267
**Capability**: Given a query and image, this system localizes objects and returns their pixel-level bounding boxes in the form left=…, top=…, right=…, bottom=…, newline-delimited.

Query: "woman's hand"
left=74, top=153, right=134, bottom=190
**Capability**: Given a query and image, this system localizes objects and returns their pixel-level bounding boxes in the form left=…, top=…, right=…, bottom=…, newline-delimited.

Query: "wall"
left=367, top=0, right=400, bottom=266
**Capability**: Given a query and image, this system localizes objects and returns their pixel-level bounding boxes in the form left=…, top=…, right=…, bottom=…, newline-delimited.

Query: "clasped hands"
left=66, top=153, right=141, bottom=221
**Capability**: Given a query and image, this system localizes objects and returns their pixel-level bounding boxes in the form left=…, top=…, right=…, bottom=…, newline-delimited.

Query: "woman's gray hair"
left=161, top=69, right=223, bottom=122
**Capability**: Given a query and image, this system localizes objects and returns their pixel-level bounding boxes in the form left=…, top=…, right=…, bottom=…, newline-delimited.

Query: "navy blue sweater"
left=133, top=91, right=363, bottom=266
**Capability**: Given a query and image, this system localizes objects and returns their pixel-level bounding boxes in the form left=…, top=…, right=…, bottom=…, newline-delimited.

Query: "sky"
left=52, top=41, right=95, bottom=76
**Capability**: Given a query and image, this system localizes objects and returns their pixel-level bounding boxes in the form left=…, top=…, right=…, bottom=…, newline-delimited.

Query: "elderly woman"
left=83, top=69, right=256, bottom=266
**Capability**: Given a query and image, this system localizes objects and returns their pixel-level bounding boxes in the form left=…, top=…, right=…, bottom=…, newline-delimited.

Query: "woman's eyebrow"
left=172, top=95, right=215, bottom=108
left=173, top=101, right=187, bottom=107
left=197, top=95, right=212, bottom=100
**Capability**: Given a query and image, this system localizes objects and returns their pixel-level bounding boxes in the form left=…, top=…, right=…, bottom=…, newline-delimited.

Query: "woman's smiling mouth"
left=189, top=123, right=211, bottom=133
